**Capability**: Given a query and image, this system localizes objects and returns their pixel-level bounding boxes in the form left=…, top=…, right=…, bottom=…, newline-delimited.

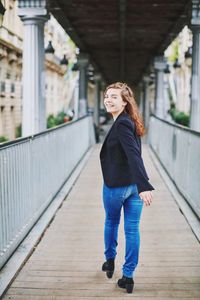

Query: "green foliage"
left=47, top=114, right=58, bottom=128
left=174, top=111, right=190, bottom=126
left=56, top=112, right=67, bottom=125
left=0, top=136, right=8, bottom=143
left=168, top=104, right=190, bottom=127
left=47, top=112, right=68, bottom=129
left=15, top=124, right=22, bottom=138
left=167, top=39, right=179, bottom=63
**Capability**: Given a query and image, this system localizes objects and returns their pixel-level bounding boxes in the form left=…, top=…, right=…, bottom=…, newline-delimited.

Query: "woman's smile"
left=105, top=104, right=115, bottom=108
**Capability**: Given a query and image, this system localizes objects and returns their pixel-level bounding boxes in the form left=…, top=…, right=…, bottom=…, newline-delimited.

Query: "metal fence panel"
left=0, top=116, right=95, bottom=269
left=149, top=116, right=200, bottom=219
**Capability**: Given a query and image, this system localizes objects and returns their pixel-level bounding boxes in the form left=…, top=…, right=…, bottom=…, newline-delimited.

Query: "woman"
left=100, top=82, right=154, bottom=294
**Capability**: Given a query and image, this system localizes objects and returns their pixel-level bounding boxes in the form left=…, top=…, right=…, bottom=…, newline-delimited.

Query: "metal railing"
left=148, top=115, right=200, bottom=219
left=0, top=115, right=95, bottom=269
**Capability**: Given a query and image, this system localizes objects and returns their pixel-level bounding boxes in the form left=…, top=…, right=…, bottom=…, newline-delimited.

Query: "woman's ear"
left=122, top=101, right=127, bottom=107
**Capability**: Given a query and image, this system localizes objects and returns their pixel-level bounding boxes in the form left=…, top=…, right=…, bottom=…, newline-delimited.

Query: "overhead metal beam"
left=49, top=0, right=190, bottom=85
left=118, top=0, right=126, bottom=81
left=49, top=0, right=107, bottom=83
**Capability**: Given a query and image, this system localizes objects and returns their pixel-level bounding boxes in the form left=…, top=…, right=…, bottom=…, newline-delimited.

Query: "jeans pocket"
left=134, top=184, right=144, bottom=203
left=135, top=184, right=140, bottom=195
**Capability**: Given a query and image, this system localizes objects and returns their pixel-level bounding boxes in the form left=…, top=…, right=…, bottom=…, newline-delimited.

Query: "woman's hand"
left=139, top=191, right=153, bottom=206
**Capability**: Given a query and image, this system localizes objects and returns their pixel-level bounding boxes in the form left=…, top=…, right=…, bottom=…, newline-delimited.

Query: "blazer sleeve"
left=116, top=119, right=154, bottom=193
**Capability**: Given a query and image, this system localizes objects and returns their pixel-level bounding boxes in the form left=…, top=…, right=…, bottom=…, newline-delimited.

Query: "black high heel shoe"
left=102, top=258, right=115, bottom=278
left=117, top=275, right=134, bottom=293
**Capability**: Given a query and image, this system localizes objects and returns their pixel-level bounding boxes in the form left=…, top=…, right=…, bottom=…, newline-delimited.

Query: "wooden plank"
left=5, top=287, right=200, bottom=298
left=14, top=272, right=200, bottom=284
left=22, top=259, right=200, bottom=268
left=3, top=296, right=200, bottom=300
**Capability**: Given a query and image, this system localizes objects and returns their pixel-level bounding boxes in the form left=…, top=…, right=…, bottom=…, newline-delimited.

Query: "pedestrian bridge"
left=1, top=0, right=200, bottom=297
left=0, top=115, right=200, bottom=299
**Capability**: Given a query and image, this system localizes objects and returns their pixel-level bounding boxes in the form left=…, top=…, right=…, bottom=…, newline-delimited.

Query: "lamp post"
left=0, top=1, right=5, bottom=27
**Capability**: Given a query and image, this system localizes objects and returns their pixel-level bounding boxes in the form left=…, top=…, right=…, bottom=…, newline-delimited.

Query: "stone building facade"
left=0, top=0, right=77, bottom=141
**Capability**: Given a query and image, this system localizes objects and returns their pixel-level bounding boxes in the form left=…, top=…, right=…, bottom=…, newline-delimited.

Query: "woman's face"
left=104, top=88, right=126, bottom=117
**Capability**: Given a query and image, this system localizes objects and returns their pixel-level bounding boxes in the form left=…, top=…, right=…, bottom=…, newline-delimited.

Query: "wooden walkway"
left=2, top=144, right=200, bottom=300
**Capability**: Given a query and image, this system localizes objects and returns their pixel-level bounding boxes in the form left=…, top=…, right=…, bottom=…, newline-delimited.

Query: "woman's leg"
left=122, top=185, right=143, bottom=278
left=103, top=184, right=125, bottom=260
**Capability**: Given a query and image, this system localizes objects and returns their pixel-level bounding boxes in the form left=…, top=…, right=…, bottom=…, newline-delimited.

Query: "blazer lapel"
left=101, top=111, right=126, bottom=149
left=101, top=122, right=114, bottom=149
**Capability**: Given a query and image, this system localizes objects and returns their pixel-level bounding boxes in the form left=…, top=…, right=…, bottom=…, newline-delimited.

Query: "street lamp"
left=0, top=1, right=5, bottom=27
left=185, top=46, right=192, bottom=67
left=45, top=40, right=55, bottom=61
left=60, top=54, right=68, bottom=72
left=164, top=63, right=171, bottom=74
left=72, top=62, right=78, bottom=71
left=173, top=58, right=181, bottom=69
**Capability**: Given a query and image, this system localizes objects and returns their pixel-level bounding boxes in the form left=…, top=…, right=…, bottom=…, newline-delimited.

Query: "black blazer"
left=100, top=111, right=154, bottom=194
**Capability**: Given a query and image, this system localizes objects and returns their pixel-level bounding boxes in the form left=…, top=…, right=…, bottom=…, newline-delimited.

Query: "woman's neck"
left=112, top=109, right=124, bottom=121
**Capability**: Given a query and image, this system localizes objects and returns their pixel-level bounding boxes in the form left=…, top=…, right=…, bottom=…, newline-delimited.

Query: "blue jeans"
left=103, top=183, right=143, bottom=278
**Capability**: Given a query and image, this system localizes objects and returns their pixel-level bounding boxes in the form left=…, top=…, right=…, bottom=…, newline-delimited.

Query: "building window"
left=11, top=83, right=15, bottom=93
left=0, top=82, right=5, bottom=94
left=0, top=106, right=5, bottom=135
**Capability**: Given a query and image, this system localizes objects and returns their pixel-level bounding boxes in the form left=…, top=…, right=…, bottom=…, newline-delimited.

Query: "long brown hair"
left=104, top=82, right=145, bottom=136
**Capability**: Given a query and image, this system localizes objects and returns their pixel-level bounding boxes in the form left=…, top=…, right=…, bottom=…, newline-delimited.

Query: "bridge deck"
left=2, top=144, right=200, bottom=299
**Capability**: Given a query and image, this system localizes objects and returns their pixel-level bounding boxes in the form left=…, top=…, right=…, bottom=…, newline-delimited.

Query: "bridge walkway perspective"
left=2, top=144, right=200, bottom=300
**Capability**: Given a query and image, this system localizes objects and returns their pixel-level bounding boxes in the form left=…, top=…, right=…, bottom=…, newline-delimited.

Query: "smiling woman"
left=104, top=82, right=146, bottom=136
left=104, top=88, right=126, bottom=120
left=100, top=82, right=154, bottom=294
